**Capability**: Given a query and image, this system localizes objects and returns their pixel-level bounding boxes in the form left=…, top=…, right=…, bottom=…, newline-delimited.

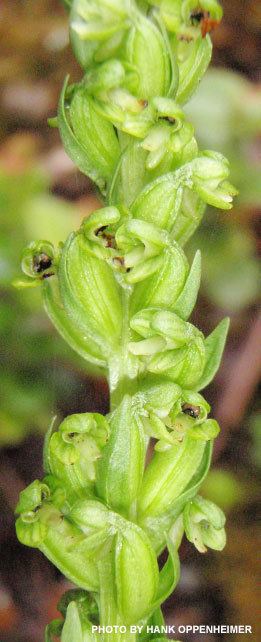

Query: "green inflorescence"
left=15, top=1, right=237, bottom=640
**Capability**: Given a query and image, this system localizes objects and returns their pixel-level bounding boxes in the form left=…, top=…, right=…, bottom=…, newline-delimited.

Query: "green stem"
left=109, top=288, right=138, bottom=410
left=98, top=551, right=137, bottom=642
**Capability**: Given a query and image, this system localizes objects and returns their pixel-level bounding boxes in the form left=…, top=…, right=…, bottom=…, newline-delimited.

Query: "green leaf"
left=196, top=317, right=230, bottom=390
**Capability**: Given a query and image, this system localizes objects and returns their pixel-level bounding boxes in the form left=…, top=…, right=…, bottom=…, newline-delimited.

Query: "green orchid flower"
left=15, top=0, right=236, bottom=638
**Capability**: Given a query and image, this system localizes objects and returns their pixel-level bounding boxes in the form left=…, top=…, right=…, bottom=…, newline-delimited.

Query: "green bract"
left=15, top=1, right=236, bottom=640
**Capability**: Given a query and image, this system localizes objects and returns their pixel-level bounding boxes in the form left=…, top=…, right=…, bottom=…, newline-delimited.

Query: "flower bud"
left=192, top=151, right=238, bottom=210
left=130, top=308, right=206, bottom=388
left=130, top=310, right=229, bottom=390
left=183, top=495, right=226, bottom=552
left=70, top=0, right=129, bottom=69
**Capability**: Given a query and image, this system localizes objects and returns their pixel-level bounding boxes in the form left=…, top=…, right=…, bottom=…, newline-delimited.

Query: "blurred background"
left=0, top=1, right=260, bottom=641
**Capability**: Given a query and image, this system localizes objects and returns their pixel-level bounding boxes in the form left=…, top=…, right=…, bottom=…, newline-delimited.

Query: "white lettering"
left=92, top=622, right=253, bottom=635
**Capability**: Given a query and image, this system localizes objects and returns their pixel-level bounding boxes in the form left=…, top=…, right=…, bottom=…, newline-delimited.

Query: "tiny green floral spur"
left=15, top=1, right=237, bottom=640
